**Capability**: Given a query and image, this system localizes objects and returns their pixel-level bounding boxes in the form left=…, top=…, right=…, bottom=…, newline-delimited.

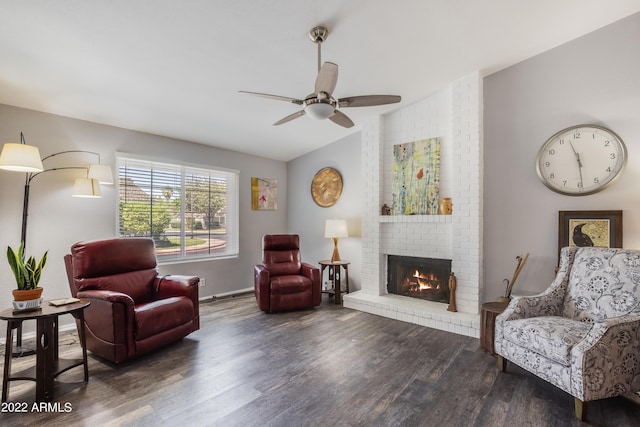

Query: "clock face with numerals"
left=536, top=124, right=627, bottom=196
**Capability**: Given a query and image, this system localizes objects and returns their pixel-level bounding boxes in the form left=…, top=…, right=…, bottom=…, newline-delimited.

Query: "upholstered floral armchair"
left=495, top=246, right=640, bottom=421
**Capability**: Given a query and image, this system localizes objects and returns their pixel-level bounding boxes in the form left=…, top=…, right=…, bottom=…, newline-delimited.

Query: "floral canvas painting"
left=251, top=177, right=277, bottom=210
left=391, top=138, right=441, bottom=215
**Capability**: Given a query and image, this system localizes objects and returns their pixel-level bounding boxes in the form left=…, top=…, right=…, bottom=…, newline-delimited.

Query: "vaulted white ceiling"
left=1, top=1, right=639, bottom=161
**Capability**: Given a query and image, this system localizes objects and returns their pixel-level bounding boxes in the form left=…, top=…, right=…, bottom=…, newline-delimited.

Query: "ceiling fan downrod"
left=309, top=26, right=329, bottom=72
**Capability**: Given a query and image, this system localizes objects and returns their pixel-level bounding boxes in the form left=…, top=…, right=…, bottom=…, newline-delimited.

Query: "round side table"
left=1, top=299, right=90, bottom=402
left=319, top=260, right=350, bottom=304
left=480, top=301, right=509, bottom=355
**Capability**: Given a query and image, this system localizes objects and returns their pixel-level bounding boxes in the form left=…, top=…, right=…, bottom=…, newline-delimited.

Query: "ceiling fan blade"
left=315, top=62, right=338, bottom=95
left=273, top=110, right=306, bottom=126
left=239, top=91, right=304, bottom=105
left=329, top=110, right=354, bottom=128
left=338, top=95, right=401, bottom=108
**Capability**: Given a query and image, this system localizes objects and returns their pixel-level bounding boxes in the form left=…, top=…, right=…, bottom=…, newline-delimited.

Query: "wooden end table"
left=319, top=260, right=350, bottom=304
left=480, top=301, right=509, bottom=355
left=1, top=298, right=90, bottom=402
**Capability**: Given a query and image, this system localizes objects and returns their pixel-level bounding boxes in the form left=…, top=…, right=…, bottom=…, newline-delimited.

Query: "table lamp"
left=324, top=219, right=348, bottom=262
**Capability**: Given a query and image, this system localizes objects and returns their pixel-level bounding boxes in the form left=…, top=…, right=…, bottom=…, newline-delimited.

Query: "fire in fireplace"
left=387, top=255, right=452, bottom=303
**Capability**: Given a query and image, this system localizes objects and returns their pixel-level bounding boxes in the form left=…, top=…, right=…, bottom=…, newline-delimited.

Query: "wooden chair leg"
left=497, top=355, right=507, bottom=372
left=574, top=398, right=586, bottom=421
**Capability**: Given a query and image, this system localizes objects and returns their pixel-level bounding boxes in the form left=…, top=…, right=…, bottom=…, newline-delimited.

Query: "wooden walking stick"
left=505, top=252, right=529, bottom=299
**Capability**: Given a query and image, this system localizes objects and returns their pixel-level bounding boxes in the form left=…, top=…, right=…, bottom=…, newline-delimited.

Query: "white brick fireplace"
left=344, top=72, right=483, bottom=337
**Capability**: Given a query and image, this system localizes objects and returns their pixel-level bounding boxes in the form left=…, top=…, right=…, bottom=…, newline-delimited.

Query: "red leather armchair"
left=64, top=238, right=200, bottom=363
left=254, top=234, right=321, bottom=313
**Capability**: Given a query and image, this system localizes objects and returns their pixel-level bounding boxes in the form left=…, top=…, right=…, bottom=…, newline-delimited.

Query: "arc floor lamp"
left=0, top=132, right=113, bottom=355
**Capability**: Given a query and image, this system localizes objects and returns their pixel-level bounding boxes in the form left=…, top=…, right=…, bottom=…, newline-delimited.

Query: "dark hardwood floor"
left=2, top=294, right=640, bottom=427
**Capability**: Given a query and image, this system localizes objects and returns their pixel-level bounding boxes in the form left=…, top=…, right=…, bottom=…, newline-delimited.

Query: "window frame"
left=116, top=152, right=239, bottom=264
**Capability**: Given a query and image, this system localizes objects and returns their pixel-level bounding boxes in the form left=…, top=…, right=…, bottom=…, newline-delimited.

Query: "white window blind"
left=117, top=154, right=239, bottom=262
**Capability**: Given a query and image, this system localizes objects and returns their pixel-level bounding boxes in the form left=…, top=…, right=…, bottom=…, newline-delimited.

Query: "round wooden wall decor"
left=311, top=167, right=343, bottom=207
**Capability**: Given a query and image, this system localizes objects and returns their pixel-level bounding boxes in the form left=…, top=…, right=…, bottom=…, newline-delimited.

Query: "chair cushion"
left=134, top=296, right=194, bottom=340
left=502, top=316, right=592, bottom=366
left=77, top=269, right=157, bottom=305
left=263, top=250, right=302, bottom=276
left=270, top=275, right=312, bottom=294
left=71, top=238, right=157, bottom=278
left=262, top=234, right=303, bottom=276
left=563, top=247, right=640, bottom=322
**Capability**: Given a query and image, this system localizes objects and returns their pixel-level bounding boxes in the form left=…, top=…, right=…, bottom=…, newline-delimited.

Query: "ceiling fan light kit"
left=305, top=98, right=335, bottom=120
left=240, top=25, right=401, bottom=128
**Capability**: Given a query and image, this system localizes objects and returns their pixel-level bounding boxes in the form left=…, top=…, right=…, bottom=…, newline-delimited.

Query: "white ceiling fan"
left=240, top=25, right=401, bottom=128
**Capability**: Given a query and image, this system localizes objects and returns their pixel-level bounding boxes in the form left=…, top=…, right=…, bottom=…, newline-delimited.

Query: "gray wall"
left=483, top=12, right=640, bottom=300
left=287, top=132, right=362, bottom=292
left=0, top=105, right=287, bottom=332
left=3, top=11, right=638, bottom=336
left=287, top=12, right=640, bottom=305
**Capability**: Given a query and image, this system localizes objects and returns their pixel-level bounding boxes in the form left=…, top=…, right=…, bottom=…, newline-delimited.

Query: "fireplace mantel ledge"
left=379, top=215, right=452, bottom=223
left=343, top=291, right=480, bottom=338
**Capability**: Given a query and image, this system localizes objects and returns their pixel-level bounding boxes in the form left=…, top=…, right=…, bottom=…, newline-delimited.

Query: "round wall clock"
left=535, top=124, right=627, bottom=196
left=311, top=167, right=343, bottom=207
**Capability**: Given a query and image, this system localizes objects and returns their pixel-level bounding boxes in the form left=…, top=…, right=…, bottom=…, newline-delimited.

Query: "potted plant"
left=7, top=242, right=48, bottom=303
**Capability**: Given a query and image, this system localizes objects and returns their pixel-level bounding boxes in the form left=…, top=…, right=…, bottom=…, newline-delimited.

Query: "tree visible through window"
left=117, top=154, right=239, bottom=262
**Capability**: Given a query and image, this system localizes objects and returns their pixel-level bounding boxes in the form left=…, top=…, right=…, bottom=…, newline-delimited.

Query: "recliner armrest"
left=76, top=289, right=135, bottom=349
left=155, top=275, right=200, bottom=331
left=254, top=264, right=270, bottom=312
left=301, top=262, right=321, bottom=306
left=300, top=262, right=319, bottom=281
left=155, top=275, right=199, bottom=299
left=254, top=264, right=270, bottom=288
left=77, top=289, right=135, bottom=306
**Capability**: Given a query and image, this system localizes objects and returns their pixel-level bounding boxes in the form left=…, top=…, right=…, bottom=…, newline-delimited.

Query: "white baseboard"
left=0, top=323, right=77, bottom=346
left=199, top=287, right=253, bottom=302
left=1, top=289, right=255, bottom=345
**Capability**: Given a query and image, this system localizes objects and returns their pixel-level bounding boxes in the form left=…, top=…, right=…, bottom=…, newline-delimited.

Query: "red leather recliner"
left=64, top=238, right=200, bottom=363
left=254, top=234, right=321, bottom=313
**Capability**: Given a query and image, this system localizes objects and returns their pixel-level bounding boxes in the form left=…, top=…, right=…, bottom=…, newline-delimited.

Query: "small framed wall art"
left=558, top=210, right=623, bottom=260
left=251, top=177, right=278, bottom=210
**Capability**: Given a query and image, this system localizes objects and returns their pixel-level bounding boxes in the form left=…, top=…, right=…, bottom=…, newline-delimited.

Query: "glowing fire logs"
left=387, top=255, right=452, bottom=304
left=399, top=268, right=448, bottom=303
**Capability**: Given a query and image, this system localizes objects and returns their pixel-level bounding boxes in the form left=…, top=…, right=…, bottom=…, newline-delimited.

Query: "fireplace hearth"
left=387, top=255, right=452, bottom=304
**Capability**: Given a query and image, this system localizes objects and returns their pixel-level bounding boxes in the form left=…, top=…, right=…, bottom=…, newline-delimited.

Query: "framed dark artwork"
left=558, top=210, right=623, bottom=260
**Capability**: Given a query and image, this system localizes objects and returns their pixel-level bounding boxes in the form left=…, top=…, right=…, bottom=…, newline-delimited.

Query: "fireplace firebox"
left=387, top=255, right=452, bottom=303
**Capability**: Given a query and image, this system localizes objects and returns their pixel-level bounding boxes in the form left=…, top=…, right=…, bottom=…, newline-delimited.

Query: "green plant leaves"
left=6, top=242, right=47, bottom=290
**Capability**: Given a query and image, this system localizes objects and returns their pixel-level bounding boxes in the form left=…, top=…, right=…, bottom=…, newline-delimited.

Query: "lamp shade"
left=0, top=143, right=44, bottom=172
left=324, top=219, right=348, bottom=238
left=305, top=102, right=335, bottom=120
left=88, top=164, right=114, bottom=184
left=72, top=178, right=102, bottom=198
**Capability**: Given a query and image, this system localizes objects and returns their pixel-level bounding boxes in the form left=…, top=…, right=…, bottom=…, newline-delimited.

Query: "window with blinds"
left=116, top=154, right=239, bottom=262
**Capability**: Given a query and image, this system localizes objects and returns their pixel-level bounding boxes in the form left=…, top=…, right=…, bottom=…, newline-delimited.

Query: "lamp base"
left=330, top=237, right=341, bottom=263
